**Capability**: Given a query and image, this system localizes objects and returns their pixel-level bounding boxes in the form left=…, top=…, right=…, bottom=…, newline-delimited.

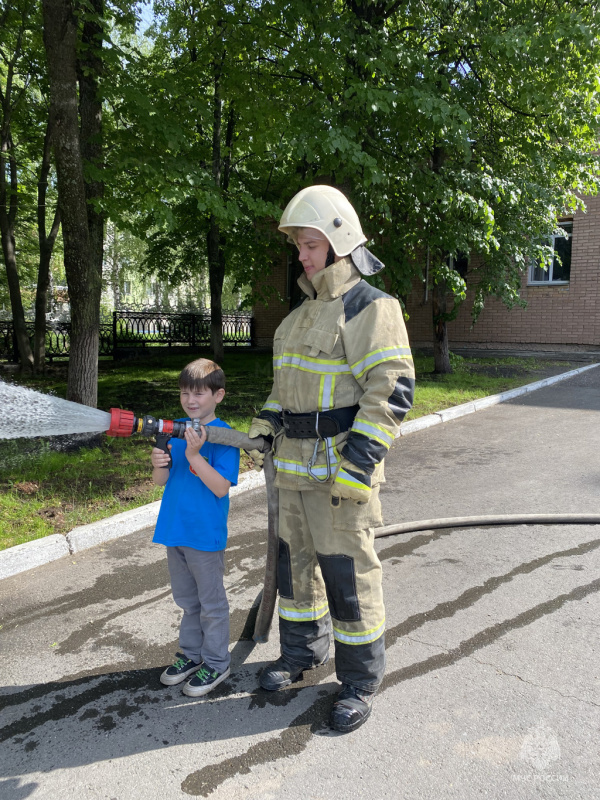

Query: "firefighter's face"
left=297, top=228, right=332, bottom=282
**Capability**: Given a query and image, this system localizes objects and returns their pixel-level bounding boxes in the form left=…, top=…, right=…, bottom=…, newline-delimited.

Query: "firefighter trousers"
left=277, top=485, right=386, bottom=692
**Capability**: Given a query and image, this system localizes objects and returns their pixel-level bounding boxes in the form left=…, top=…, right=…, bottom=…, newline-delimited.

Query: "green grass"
left=0, top=350, right=580, bottom=550
left=408, top=354, right=545, bottom=417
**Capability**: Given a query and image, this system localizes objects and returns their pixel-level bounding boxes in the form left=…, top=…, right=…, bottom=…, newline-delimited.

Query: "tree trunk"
left=432, top=280, right=452, bottom=374
left=430, top=142, right=452, bottom=374
left=42, top=0, right=102, bottom=406
left=208, top=213, right=225, bottom=362
left=207, top=47, right=226, bottom=362
left=34, top=120, right=61, bottom=371
left=107, top=224, right=121, bottom=310
left=0, top=205, right=34, bottom=369
left=78, top=0, right=104, bottom=288
left=0, top=108, right=34, bottom=369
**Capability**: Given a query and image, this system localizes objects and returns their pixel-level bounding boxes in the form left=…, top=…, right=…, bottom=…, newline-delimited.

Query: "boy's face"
left=179, top=385, right=225, bottom=423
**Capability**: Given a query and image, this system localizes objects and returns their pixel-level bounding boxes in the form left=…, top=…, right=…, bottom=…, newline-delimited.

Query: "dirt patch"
left=115, top=481, right=156, bottom=503
left=37, top=506, right=68, bottom=531
left=14, top=481, right=40, bottom=495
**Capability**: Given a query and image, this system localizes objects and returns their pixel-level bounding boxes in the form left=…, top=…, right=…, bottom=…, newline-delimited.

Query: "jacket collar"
left=298, top=257, right=362, bottom=301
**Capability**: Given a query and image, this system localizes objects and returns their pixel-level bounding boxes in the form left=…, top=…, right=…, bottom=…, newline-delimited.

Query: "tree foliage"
left=255, top=0, right=600, bottom=370
left=0, top=0, right=59, bottom=370
left=3, top=0, right=600, bottom=381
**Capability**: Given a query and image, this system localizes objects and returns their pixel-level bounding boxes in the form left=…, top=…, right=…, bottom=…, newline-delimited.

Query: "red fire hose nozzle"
left=106, top=408, right=138, bottom=437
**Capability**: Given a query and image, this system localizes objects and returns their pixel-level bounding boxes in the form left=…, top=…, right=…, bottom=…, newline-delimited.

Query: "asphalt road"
left=1, top=367, right=599, bottom=800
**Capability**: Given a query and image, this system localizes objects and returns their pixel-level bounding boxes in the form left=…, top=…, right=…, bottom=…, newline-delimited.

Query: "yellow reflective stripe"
left=273, top=457, right=308, bottom=478
left=274, top=452, right=339, bottom=478
left=274, top=353, right=352, bottom=375
left=333, top=619, right=385, bottom=645
left=351, top=347, right=413, bottom=379
left=318, top=374, right=335, bottom=410
left=351, top=418, right=394, bottom=447
left=335, top=469, right=370, bottom=491
left=262, top=400, right=282, bottom=412
left=278, top=601, right=329, bottom=621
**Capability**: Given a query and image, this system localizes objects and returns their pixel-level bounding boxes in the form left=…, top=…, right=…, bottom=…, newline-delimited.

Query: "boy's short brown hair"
left=179, top=358, right=225, bottom=393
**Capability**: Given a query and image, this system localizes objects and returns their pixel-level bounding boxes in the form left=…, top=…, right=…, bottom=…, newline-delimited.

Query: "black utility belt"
left=282, top=405, right=359, bottom=439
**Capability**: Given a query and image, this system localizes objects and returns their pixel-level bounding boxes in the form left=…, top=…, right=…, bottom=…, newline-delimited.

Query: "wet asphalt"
left=1, top=366, right=599, bottom=800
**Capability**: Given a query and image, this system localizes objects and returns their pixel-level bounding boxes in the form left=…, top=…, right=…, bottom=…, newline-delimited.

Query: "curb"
left=0, top=534, right=71, bottom=579
left=1, top=361, right=598, bottom=580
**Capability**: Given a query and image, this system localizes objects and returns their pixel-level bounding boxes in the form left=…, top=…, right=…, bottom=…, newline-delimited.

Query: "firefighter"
left=248, top=185, right=415, bottom=732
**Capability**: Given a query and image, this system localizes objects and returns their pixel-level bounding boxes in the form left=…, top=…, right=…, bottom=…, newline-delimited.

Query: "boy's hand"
left=184, top=424, right=207, bottom=461
left=151, top=445, right=172, bottom=470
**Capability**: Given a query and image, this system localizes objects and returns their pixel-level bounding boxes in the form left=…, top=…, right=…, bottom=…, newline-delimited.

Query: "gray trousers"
left=166, top=546, right=230, bottom=674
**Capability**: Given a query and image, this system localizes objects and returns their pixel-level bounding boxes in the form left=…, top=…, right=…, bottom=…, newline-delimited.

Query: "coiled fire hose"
left=105, top=412, right=600, bottom=643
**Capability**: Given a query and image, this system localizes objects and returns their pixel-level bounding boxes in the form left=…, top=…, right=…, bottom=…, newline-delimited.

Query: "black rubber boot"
left=259, top=654, right=328, bottom=691
left=259, top=656, right=306, bottom=691
left=329, top=684, right=375, bottom=733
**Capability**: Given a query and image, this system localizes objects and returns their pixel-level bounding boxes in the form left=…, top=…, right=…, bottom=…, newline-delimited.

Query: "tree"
left=0, top=0, right=38, bottom=370
left=105, top=0, right=287, bottom=361
left=252, top=0, right=600, bottom=372
left=0, top=0, right=62, bottom=372
left=34, top=118, right=61, bottom=367
left=42, top=0, right=101, bottom=404
left=21, top=0, right=600, bottom=385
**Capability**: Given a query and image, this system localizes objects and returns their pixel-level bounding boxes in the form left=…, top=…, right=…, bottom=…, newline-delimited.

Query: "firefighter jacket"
left=258, top=256, right=415, bottom=492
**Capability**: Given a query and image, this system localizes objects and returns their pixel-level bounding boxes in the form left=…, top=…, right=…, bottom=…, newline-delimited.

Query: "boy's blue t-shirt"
left=152, top=418, right=240, bottom=552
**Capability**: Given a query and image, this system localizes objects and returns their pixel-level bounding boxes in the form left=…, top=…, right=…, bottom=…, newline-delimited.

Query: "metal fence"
left=0, top=309, right=253, bottom=362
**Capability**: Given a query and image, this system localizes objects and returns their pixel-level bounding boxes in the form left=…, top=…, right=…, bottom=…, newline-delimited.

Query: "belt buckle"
left=308, top=411, right=332, bottom=482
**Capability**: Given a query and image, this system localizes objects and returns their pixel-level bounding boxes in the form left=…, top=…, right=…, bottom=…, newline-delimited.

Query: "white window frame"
left=528, top=221, right=572, bottom=286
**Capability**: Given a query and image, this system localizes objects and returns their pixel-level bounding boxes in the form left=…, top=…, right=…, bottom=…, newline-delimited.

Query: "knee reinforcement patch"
left=316, top=552, right=361, bottom=622
left=278, top=538, right=294, bottom=599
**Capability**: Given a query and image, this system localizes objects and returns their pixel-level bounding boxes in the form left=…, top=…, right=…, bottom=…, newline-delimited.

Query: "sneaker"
left=259, top=654, right=328, bottom=692
left=182, top=665, right=231, bottom=697
left=329, top=684, right=375, bottom=733
left=160, top=652, right=203, bottom=686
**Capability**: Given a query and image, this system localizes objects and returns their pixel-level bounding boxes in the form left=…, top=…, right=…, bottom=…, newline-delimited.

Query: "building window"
left=448, top=252, right=469, bottom=281
left=529, top=222, right=572, bottom=285
left=123, top=280, right=131, bottom=295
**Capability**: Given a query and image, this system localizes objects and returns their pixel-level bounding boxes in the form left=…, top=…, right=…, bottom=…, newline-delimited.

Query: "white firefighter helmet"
left=278, top=185, right=368, bottom=257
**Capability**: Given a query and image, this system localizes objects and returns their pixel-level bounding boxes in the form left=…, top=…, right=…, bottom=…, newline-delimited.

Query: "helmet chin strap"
left=325, top=245, right=336, bottom=268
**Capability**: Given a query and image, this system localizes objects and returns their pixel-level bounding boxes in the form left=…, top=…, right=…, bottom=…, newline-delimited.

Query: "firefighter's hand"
left=331, top=458, right=371, bottom=505
left=184, top=425, right=207, bottom=459
left=151, top=445, right=171, bottom=469
left=246, top=418, right=275, bottom=472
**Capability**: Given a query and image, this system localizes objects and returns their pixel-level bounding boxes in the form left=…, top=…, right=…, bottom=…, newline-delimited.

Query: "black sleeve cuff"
left=258, top=409, right=283, bottom=433
left=342, top=433, right=387, bottom=475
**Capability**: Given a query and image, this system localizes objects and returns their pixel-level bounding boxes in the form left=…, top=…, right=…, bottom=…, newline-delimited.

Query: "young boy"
left=151, top=358, right=240, bottom=697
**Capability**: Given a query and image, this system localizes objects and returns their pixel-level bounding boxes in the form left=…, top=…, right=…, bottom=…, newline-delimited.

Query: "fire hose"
left=106, top=408, right=600, bottom=643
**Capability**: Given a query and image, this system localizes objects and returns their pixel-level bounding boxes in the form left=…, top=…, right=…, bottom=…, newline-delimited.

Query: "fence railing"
left=0, top=309, right=254, bottom=362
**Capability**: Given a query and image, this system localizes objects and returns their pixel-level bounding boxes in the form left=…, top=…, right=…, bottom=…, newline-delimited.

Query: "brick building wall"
left=252, top=252, right=291, bottom=347
left=405, top=194, right=600, bottom=350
